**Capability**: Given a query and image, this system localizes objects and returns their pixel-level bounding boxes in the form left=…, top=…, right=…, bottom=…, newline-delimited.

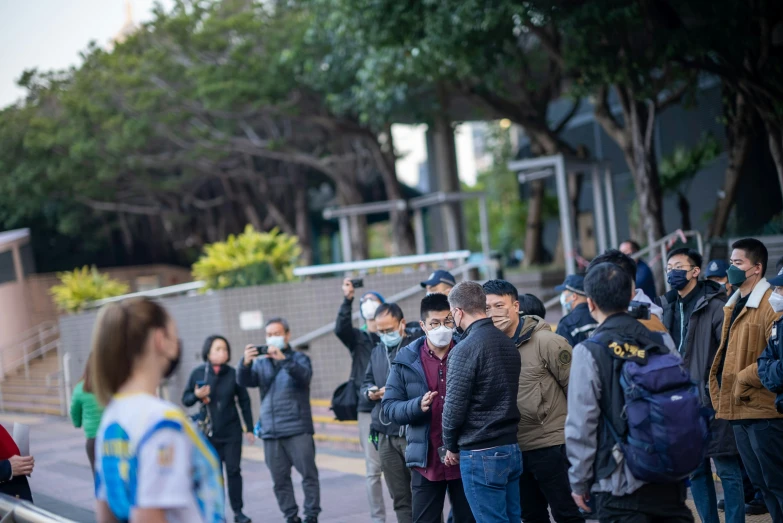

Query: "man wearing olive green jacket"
left=484, top=280, right=583, bottom=523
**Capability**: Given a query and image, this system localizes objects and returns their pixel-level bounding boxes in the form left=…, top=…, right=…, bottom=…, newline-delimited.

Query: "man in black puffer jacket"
left=443, top=281, right=522, bottom=522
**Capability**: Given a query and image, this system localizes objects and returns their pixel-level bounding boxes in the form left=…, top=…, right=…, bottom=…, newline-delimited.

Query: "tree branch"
left=77, top=197, right=162, bottom=216
left=553, top=99, right=582, bottom=135
left=593, top=86, right=628, bottom=150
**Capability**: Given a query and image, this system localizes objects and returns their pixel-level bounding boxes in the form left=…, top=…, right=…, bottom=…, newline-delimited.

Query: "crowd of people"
left=48, top=236, right=783, bottom=523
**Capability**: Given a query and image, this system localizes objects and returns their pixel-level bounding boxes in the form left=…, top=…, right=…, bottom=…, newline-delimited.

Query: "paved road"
left=1, top=413, right=772, bottom=523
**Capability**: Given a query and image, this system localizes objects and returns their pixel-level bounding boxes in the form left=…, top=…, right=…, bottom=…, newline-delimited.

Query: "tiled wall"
left=58, top=269, right=564, bottom=420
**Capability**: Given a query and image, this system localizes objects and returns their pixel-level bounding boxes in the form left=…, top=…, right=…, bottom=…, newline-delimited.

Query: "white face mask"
left=426, top=325, right=454, bottom=348
left=769, top=292, right=783, bottom=313
left=361, top=300, right=380, bottom=319
left=266, top=336, right=286, bottom=349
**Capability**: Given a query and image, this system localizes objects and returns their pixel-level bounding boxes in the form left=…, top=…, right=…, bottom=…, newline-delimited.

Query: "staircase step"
left=1, top=401, right=61, bottom=416
left=1, top=378, right=60, bottom=388
left=2, top=394, right=61, bottom=406
left=0, top=384, right=60, bottom=396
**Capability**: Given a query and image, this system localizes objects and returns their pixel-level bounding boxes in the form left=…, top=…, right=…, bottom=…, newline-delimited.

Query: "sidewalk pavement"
left=1, top=413, right=770, bottom=523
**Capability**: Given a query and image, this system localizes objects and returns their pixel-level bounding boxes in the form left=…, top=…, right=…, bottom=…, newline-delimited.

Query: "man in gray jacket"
left=238, top=317, right=320, bottom=523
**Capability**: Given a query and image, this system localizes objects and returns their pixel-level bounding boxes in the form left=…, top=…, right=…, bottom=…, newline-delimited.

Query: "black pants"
left=411, top=469, right=475, bottom=523
left=211, top=438, right=244, bottom=512
left=733, top=420, right=783, bottom=522
left=595, top=482, right=694, bottom=523
left=518, top=445, right=584, bottom=523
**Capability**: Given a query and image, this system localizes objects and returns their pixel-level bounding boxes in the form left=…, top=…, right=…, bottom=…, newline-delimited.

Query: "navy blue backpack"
left=588, top=333, right=709, bottom=483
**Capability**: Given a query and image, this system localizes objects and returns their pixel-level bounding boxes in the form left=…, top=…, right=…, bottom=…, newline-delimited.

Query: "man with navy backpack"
left=566, top=262, right=698, bottom=523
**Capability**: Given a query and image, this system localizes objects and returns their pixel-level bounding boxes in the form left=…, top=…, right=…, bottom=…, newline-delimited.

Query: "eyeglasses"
left=426, top=318, right=455, bottom=329
left=665, top=265, right=695, bottom=273
left=377, top=326, right=400, bottom=335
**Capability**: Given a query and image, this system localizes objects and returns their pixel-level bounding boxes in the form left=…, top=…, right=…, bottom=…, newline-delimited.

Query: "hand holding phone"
left=244, top=345, right=261, bottom=366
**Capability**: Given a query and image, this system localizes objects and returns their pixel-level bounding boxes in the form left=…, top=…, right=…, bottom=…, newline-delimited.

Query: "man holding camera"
left=237, top=317, right=320, bottom=523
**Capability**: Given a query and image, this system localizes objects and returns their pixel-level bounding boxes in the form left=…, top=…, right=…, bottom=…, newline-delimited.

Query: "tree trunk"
left=523, top=180, right=545, bottom=266
left=708, top=90, right=751, bottom=239
left=336, top=180, right=369, bottom=261
left=373, top=129, right=416, bottom=255
left=677, top=192, right=691, bottom=231
left=293, top=171, right=314, bottom=266
left=764, top=121, right=783, bottom=203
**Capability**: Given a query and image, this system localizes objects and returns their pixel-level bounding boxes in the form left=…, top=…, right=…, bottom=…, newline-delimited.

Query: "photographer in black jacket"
left=183, top=335, right=254, bottom=523
left=335, top=279, right=386, bottom=523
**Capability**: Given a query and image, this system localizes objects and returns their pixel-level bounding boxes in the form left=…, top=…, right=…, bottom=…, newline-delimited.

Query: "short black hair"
left=667, top=247, right=703, bottom=270
left=732, top=238, right=768, bottom=275
left=588, top=249, right=637, bottom=282
left=266, top=317, right=290, bottom=333
left=482, top=280, right=519, bottom=302
left=585, top=262, right=632, bottom=314
left=201, top=334, right=231, bottom=362
left=621, top=240, right=641, bottom=253
left=420, top=293, right=450, bottom=320
left=375, top=303, right=404, bottom=322
left=519, top=293, right=546, bottom=319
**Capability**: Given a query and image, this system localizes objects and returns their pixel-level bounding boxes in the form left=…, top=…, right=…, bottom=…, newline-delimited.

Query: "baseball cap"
left=704, top=259, right=730, bottom=279
left=555, top=274, right=586, bottom=296
left=420, top=270, right=456, bottom=289
left=769, top=267, right=783, bottom=287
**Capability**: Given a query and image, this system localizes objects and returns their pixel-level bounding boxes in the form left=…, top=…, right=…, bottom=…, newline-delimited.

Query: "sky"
left=0, top=0, right=173, bottom=108
left=0, top=0, right=479, bottom=186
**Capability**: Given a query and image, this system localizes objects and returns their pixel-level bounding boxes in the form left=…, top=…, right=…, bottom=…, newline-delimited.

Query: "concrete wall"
left=59, top=269, right=563, bottom=420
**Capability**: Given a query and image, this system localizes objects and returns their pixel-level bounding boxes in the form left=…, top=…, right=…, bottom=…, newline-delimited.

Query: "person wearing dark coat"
left=0, top=424, right=33, bottom=503
left=659, top=248, right=742, bottom=523
left=382, top=293, right=475, bottom=523
left=334, top=280, right=386, bottom=523
left=555, top=274, right=598, bottom=347
left=183, top=335, right=254, bottom=523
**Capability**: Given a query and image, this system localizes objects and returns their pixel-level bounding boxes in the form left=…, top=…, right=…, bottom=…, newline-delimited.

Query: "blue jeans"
left=690, top=456, right=744, bottom=523
left=459, top=444, right=522, bottom=523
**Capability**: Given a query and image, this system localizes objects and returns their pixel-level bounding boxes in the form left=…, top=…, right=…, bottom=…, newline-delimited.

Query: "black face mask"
left=164, top=339, right=182, bottom=379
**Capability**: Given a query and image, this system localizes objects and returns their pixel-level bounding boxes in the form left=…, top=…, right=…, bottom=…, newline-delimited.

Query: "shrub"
left=51, top=266, right=130, bottom=313
left=192, top=226, right=301, bottom=290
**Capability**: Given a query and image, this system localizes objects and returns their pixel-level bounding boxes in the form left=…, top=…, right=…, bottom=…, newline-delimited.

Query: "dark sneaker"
left=746, top=499, right=769, bottom=515
left=286, top=518, right=302, bottom=523
left=303, top=518, right=318, bottom=523
left=717, top=499, right=725, bottom=511
left=234, top=512, right=251, bottom=523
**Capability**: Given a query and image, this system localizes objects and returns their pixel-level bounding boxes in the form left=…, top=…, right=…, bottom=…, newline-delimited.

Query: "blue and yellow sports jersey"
left=95, top=393, right=225, bottom=523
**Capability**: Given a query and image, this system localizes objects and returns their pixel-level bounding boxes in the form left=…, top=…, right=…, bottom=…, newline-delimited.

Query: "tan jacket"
left=709, top=278, right=783, bottom=420
left=515, top=315, right=572, bottom=451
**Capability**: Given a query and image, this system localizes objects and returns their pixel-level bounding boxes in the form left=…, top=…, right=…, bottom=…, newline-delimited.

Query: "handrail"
left=0, top=323, right=59, bottom=381
left=290, top=260, right=496, bottom=348
left=292, top=251, right=472, bottom=278
left=0, top=493, right=77, bottom=522
left=0, top=321, right=57, bottom=353
left=88, top=280, right=206, bottom=308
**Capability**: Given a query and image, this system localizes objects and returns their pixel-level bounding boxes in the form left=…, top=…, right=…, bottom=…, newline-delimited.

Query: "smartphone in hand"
left=350, top=278, right=364, bottom=289
left=253, top=345, right=269, bottom=355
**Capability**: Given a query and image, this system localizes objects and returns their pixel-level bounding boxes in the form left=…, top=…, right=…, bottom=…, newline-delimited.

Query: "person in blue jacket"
left=382, top=293, right=475, bottom=523
left=759, top=268, right=783, bottom=415
left=620, top=240, right=657, bottom=298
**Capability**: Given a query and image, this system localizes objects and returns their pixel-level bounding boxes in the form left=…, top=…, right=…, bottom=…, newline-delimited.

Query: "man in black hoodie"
left=335, top=280, right=385, bottom=523
left=659, top=248, right=742, bottom=523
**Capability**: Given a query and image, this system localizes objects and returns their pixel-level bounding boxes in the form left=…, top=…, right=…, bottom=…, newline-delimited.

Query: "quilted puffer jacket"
left=442, top=318, right=521, bottom=452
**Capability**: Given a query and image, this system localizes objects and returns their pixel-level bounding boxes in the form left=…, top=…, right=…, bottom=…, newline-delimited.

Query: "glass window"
left=0, top=251, right=16, bottom=285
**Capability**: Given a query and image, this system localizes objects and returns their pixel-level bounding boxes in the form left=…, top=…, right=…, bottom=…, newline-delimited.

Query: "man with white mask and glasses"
left=362, top=303, right=415, bottom=523
left=334, top=281, right=386, bottom=522
left=383, top=293, right=476, bottom=523
left=238, top=317, right=320, bottom=523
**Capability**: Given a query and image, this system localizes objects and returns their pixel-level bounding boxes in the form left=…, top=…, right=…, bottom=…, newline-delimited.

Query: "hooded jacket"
left=514, top=315, right=572, bottom=451
left=709, top=278, right=783, bottom=421
left=659, top=280, right=735, bottom=456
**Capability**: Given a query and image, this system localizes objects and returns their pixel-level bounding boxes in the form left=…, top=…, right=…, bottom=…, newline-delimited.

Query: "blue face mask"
left=380, top=330, right=402, bottom=348
left=667, top=269, right=690, bottom=291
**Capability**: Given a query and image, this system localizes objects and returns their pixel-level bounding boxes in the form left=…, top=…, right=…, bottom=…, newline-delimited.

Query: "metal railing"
left=292, top=250, right=472, bottom=278
left=290, top=258, right=497, bottom=348
left=0, top=323, right=60, bottom=381
left=88, top=280, right=206, bottom=308
left=0, top=494, right=77, bottom=522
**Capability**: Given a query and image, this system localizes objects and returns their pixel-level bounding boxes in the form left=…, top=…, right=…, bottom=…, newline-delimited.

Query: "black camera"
left=627, top=301, right=651, bottom=321
left=252, top=345, right=269, bottom=355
